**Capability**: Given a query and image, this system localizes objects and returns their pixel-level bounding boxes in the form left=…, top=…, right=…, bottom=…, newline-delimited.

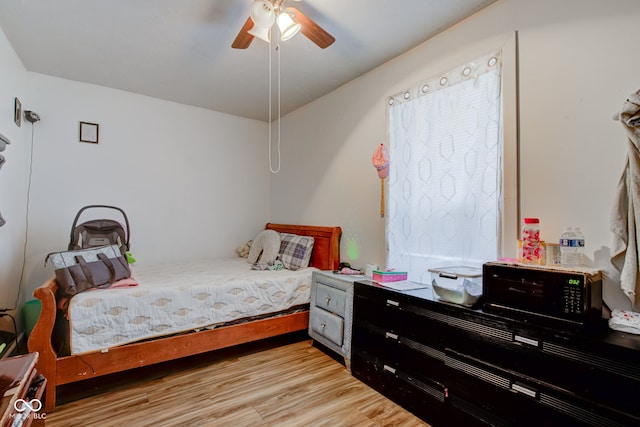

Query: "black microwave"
left=482, top=262, right=603, bottom=328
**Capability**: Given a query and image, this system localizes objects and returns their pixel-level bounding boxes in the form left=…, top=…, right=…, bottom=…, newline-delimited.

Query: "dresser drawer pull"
left=514, top=335, right=539, bottom=347
left=325, top=296, right=332, bottom=305
left=383, top=364, right=397, bottom=374
left=385, top=332, right=399, bottom=340
left=320, top=322, right=326, bottom=330
left=511, top=382, right=538, bottom=398
left=386, top=299, right=400, bottom=307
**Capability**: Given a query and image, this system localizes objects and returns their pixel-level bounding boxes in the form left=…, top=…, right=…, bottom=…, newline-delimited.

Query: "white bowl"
left=432, top=278, right=482, bottom=307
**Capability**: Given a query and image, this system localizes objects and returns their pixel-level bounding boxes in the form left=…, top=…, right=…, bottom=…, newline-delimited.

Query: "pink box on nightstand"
left=372, top=270, right=408, bottom=282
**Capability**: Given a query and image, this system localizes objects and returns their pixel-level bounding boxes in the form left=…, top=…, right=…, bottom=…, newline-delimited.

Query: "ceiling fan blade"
left=231, top=17, right=255, bottom=49
left=287, top=7, right=335, bottom=49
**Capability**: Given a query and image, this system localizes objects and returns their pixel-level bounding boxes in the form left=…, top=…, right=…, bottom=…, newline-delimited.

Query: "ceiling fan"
left=232, top=0, right=335, bottom=49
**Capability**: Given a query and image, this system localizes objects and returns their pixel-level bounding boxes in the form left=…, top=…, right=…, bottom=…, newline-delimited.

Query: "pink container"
left=372, top=270, right=408, bottom=282
left=521, top=217, right=541, bottom=264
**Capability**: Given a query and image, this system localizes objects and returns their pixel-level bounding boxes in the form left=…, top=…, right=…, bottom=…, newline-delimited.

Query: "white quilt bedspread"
left=68, top=257, right=316, bottom=355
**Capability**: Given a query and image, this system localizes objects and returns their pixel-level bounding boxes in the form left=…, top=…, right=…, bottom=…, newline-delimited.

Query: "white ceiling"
left=0, top=0, right=497, bottom=121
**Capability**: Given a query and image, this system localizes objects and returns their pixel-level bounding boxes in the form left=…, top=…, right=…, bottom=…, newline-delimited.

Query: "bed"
left=27, top=223, right=341, bottom=411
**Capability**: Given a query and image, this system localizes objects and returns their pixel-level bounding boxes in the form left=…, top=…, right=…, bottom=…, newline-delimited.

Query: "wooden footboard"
left=28, top=223, right=340, bottom=412
left=27, top=277, right=59, bottom=412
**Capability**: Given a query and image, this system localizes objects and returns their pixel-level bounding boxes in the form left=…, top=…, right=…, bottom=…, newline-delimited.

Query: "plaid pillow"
left=278, top=233, right=315, bottom=270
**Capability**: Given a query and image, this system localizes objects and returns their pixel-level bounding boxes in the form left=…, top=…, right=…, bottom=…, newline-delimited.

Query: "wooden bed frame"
left=28, top=223, right=342, bottom=411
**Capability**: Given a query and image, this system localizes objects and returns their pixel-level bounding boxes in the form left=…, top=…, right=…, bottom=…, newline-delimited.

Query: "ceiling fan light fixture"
left=277, top=12, right=301, bottom=41
left=249, top=0, right=275, bottom=28
left=248, top=25, right=271, bottom=43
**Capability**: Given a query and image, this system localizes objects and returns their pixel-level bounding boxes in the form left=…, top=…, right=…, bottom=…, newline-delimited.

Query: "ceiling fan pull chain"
left=268, top=26, right=273, bottom=172
left=269, top=31, right=281, bottom=173
left=277, top=41, right=282, bottom=170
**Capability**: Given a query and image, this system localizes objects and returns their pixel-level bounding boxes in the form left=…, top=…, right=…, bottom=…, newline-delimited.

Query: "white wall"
left=273, top=0, right=640, bottom=310
left=0, top=45, right=272, bottom=317
left=19, top=73, right=272, bottom=298
left=0, top=26, right=29, bottom=329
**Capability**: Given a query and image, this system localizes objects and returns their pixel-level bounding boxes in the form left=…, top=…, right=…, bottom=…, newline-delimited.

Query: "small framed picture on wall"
left=14, top=97, right=22, bottom=127
left=79, top=121, right=99, bottom=144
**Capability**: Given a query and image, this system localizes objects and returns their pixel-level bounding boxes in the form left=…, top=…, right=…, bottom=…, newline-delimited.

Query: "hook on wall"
left=0, top=131, right=10, bottom=152
left=24, top=110, right=40, bottom=123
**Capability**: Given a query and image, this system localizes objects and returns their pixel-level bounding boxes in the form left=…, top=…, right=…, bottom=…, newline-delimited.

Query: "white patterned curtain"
left=386, top=51, right=503, bottom=283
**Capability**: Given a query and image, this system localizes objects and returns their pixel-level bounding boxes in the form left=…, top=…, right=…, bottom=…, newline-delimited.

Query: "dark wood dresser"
left=352, top=281, right=640, bottom=426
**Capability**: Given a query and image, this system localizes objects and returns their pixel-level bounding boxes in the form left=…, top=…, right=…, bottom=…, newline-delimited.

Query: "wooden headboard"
left=265, top=223, right=342, bottom=271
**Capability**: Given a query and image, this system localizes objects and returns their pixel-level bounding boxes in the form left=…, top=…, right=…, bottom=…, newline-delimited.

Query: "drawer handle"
left=383, top=364, right=397, bottom=374
left=386, top=299, right=400, bottom=307
left=385, top=332, right=399, bottom=340
left=320, top=322, right=326, bottom=330
left=514, top=335, right=539, bottom=347
left=511, top=382, right=538, bottom=399
left=325, top=296, right=332, bottom=305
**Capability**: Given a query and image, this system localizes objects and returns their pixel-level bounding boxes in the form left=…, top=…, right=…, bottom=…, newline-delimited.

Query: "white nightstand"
left=309, top=270, right=362, bottom=370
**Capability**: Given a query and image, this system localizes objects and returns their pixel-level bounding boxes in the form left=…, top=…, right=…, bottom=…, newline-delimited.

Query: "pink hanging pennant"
left=372, top=144, right=389, bottom=217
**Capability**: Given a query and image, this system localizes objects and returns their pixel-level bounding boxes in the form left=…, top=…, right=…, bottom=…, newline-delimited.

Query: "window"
left=386, top=51, right=506, bottom=283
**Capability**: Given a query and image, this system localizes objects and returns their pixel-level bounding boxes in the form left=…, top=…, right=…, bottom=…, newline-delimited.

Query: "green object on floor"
left=22, top=299, right=41, bottom=338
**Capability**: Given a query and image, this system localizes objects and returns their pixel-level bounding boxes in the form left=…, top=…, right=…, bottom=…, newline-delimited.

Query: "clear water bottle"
left=573, top=227, right=585, bottom=266
left=559, top=226, right=575, bottom=266
left=559, top=226, right=583, bottom=267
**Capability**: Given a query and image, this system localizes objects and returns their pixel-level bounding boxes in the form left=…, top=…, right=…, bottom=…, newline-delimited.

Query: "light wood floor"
left=44, top=333, right=428, bottom=426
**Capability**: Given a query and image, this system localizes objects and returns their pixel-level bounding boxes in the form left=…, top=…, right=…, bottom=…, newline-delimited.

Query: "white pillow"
left=247, top=229, right=281, bottom=265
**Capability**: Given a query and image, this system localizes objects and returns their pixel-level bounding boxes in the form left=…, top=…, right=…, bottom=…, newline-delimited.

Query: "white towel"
left=609, top=308, right=640, bottom=335
left=610, top=90, right=640, bottom=308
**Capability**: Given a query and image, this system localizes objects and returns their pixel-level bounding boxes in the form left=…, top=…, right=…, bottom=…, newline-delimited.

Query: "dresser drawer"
left=351, top=348, right=494, bottom=427
left=310, top=307, right=344, bottom=346
left=316, top=282, right=346, bottom=317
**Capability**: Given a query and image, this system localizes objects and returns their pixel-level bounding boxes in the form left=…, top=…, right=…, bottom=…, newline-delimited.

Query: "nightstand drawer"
left=310, top=307, right=344, bottom=346
left=316, top=282, right=346, bottom=317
